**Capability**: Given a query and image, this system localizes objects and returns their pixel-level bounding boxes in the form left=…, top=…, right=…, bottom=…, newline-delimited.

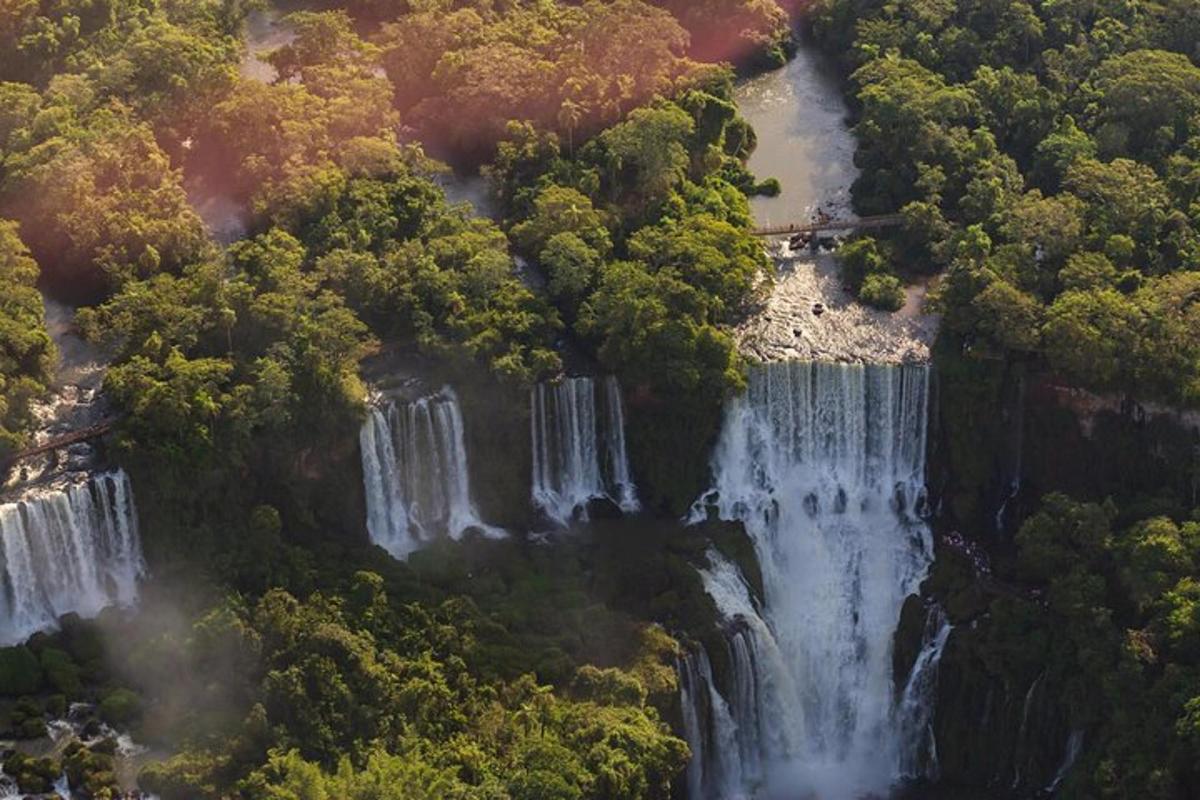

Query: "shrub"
left=754, top=177, right=781, bottom=196
left=859, top=273, right=906, bottom=311
left=837, top=237, right=887, bottom=292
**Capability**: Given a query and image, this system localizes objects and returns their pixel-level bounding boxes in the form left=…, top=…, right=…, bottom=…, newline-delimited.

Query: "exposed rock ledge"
left=736, top=246, right=940, bottom=365
left=1034, top=379, right=1200, bottom=436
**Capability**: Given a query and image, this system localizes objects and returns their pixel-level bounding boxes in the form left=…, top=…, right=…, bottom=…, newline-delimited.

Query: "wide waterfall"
left=530, top=376, right=639, bottom=524
left=0, top=471, right=144, bottom=646
left=360, top=388, right=499, bottom=560
left=688, top=361, right=937, bottom=799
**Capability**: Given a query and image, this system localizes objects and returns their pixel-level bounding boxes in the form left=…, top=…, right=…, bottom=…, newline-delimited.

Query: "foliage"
left=940, top=495, right=1200, bottom=798
left=649, top=0, right=791, bottom=66
left=372, top=0, right=704, bottom=164
left=859, top=273, right=906, bottom=311
left=129, top=564, right=688, bottom=800
left=0, top=220, right=52, bottom=457
left=812, top=0, right=1200, bottom=404
left=1, top=100, right=210, bottom=300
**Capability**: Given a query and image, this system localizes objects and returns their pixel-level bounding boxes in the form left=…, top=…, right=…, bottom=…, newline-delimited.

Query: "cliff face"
left=900, top=549, right=1079, bottom=795
left=456, top=376, right=535, bottom=530
left=918, top=341, right=1200, bottom=796
left=930, top=338, right=1199, bottom=546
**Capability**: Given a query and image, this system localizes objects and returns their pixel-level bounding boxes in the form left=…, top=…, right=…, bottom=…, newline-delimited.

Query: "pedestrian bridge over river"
left=1, top=420, right=115, bottom=474
left=751, top=213, right=905, bottom=237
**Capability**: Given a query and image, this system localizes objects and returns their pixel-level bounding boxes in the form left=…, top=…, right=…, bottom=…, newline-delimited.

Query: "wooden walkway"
left=1, top=420, right=115, bottom=472
left=751, top=213, right=905, bottom=237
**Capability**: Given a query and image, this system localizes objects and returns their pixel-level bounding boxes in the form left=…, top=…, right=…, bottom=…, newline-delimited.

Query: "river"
left=735, top=40, right=858, bottom=226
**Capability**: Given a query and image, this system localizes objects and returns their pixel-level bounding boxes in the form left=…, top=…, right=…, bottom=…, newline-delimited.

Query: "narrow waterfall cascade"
left=678, top=644, right=744, bottom=800
left=689, top=361, right=936, bottom=799
left=359, top=388, right=500, bottom=560
left=1046, top=730, right=1085, bottom=792
left=896, top=605, right=953, bottom=781
left=530, top=376, right=639, bottom=524
left=681, top=549, right=804, bottom=798
left=995, top=374, right=1026, bottom=535
left=0, top=471, right=144, bottom=646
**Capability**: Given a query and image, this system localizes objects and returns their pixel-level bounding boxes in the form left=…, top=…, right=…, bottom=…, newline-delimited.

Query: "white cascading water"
left=896, top=605, right=953, bottom=781
left=530, top=376, right=639, bottom=524
left=360, top=387, right=500, bottom=560
left=678, top=643, right=744, bottom=800
left=688, top=361, right=937, bottom=798
left=0, top=470, right=144, bottom=646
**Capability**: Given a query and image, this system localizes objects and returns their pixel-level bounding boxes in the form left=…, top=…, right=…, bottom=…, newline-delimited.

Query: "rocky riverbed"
left=736, top=244, right=940, bottom=365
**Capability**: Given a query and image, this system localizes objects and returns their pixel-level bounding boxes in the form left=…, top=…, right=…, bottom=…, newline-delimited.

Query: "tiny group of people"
left=787, top=206, right=834, bottom=251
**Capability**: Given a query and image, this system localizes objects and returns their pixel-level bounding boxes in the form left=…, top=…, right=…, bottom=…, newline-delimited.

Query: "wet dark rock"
left=585, top=496, right=623, bottom=520
left=892, top=594, right=928, bottom=690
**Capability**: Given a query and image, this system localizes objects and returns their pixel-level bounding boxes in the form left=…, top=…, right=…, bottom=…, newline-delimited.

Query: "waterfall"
left=677, top=644, right=745, bottom=800
left=530, top=376, right=639, bottom=524
left=689, top=361, right=935, bottom=798
left=1045, top=729, right=1084, bottom=792
left=896, top=605, right=953, bottom=781
left=0, top=471, right=144, bottom=646
left=359, top=388, right=499, bottom=560
left=995, top=374, right=1026, bottom=535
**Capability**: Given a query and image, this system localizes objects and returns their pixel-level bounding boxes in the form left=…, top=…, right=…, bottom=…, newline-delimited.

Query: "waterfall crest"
left=688, top=361, right=936, bottom=798
left=360, top=388, right=500, bottom=560
left=530, top=376, right=638, bottom=524
left=0, top=471, right=144, bottom=645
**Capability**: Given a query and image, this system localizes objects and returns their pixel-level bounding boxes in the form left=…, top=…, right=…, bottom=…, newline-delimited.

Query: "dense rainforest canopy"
left=0, top=0, right=1199, bottom=798
left=813, top=0, right=1200, bottom=403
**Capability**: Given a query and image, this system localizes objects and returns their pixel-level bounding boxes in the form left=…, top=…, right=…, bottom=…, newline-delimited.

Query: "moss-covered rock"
left=928, top=334, right=1018, bottom=537
left=4, top=697, right=47, bottom=739
left=0, top=646, right=43, bottom=696
left=931, top=619, right=1074, bottom=792
left=626, top=396, right=724, bottom=517
left=2, top=751, right=59, bottom=794
left=704, top=519, right=763, bottom=606
left=38, top=647, right=82, bottom=696
left=57, top=613, right=105, bottom=667
left=64, top=740, right=120, bottom=799
left=456, top=374, right=534, bottom=530
left=892, top=594, right=927, bottom=689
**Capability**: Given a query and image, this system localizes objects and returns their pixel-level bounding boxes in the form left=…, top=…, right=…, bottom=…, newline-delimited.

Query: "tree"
left=594, top=103, right=695, bottom=210
left=1042, top=287, right=1141, bottom=388
left=1121, top=517, right=1197, bottom=612
left=859, top=273, right=906, bottom=311
left=511, top=185, right=612, bottom=257
left=1091, top=50, right=1200, bottom=164
left=1064, top=158, right=1174, bottom=270
left=837, top=237, right=888, bottom=292
left=541, top=232, right=603, bottom=315
left=0, top=220, right=52, bottom=457
left=4, top=105, right=210, bottom=299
